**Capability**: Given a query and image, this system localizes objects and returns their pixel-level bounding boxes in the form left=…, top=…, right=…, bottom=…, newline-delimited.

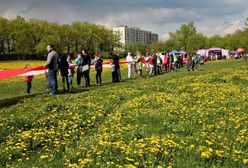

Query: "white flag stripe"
left=19, top=70, right=46, bottom=76
left=18, top=64, right=113, bottom=77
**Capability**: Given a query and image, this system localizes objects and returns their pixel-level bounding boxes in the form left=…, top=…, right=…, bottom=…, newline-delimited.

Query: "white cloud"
left=1, top=9, right=16, bottom=19
left=224, top=20, right=241, bottom=34
left=160, top=33, right=170, bottom=41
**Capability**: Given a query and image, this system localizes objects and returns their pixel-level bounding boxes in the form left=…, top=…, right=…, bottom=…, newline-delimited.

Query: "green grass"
left=0, top=59, right=248, bottom=168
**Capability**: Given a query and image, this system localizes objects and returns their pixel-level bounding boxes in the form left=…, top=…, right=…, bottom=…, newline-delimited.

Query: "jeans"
left=127, top=65, right=132, bottom=78
left=77, top=71, right=82, bottom=86
left=96, top=70, right=102, bottom=84
left=153, top=65, right=157, bottom=75
left=173, top=61, right=178, bottom=72
left=48, top=69, right=58, bottom=94
left=157, top=65, right=162, bottom=74
left=68, top=75, right=73, bottom=89
left=82, top=70, right=90, bottom=87
left=26, top=82, right=32, bottom=94
left=118, top=69, right=122, bottom=81
left=62, top=75, right=69, bottom=91
left=112, top=70, right=119, bottom=83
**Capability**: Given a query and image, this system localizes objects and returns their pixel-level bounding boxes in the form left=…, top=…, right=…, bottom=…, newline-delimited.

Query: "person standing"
left=173, top=54, right=178, bottom=72
left=59, top=54, right=70, bottom=92
left=110, top=55, right=116, bottom=83
left=81, top=50, right=91, bottom=87
left=126, top=52, right=133, bottom=79
left=169, top=53, right=174, bottom=72
left=191, top=54, right=196, bottom=71
left=144, top=52, right=151, bottom=76
left=67, top=54, right=74, bottom=91
left=94, top=53, right=103, bottom=86
left=164, top=53, right=169, bottom=73
left=157, top=53, right=162, bottom=75
left=75, top=53, right=83, bottom=87
left=44, top=44, right=59, bottom=94
left=152, top=53, right=157, bottom=75
left=24, top=64, right=34, bottom=94
left=114, top=54, right=120, bottom=82
left=187, top=55, right=195, bottom=71
left=149, top=54, right=154, bottom=76
left=136, top=51, right=143, bottom=78
left=194, top=54, right=199, bottom=71
left=110, top=53, right=120, bottom=83
left=116, top=53, right=122, bottom=81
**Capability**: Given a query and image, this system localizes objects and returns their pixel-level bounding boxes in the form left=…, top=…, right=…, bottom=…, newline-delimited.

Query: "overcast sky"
left=1, top=0, right=248, bottom=40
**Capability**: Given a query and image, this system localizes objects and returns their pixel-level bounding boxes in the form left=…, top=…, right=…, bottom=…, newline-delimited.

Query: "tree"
left=11, top=16, right=33, bottom=55
left=28, top=18, right=49, bottom=54
left=208, top=35, right=225, bottom=48
left=176, top=22, right=197, bottom=50
left=187, top=33, right=208, bottom=52
left=60, top=24, right=73, bottom=53
left=0, top=17, right=9, bottom=54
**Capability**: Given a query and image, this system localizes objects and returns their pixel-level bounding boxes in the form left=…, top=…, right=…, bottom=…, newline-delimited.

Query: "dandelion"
left=201, top=152, right=210, bottom=159
left=40, top=155, right=49, bottom=160
left=243, top=159, right=248, bottom=165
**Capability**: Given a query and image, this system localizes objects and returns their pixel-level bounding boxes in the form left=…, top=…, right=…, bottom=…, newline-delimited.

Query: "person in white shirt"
left=126, top=52, right=134, bottom=79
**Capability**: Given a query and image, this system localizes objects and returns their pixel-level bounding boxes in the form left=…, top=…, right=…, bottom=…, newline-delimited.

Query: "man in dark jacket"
left=59, top=54, right=69, bottom=92
left=81, top=50, right=91, bottom=87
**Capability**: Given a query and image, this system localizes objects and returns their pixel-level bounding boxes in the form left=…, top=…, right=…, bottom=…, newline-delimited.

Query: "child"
left=67, top=54, right=74, bottom=91
left=24, top=64, right=34, bottom=94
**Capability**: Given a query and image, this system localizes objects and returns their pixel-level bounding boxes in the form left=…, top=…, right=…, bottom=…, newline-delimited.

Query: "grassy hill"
left=0, top=59, right=248, bottom=167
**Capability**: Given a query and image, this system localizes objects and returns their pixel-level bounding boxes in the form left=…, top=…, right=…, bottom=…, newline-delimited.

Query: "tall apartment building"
left=113, top=26, right=158, bottom=46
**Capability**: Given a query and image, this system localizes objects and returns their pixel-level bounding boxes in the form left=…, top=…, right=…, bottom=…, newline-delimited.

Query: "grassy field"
left=0, top=59, right=247, bottom=167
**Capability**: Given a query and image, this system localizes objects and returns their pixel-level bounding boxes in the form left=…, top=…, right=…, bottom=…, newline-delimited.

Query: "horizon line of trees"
left=0, top=16, right=121, bottom=57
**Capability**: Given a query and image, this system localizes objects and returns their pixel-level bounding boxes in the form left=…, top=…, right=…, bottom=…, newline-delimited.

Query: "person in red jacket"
left=164, top=53, right=169, bottom=73
left=24, top=64, right=34, bottom=94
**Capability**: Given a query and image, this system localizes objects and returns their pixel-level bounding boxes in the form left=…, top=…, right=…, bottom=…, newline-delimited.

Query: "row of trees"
left=0, top=16, right=120, bottom=56
left=125, top=22, right=248, bottom=54
left=1, top=16, right=248, bottom=58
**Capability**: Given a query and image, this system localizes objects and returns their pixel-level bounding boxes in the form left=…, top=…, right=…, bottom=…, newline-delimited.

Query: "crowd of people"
left=125, top=51, right=205, bottom=79
left=24, top=44, right=206, bottom=95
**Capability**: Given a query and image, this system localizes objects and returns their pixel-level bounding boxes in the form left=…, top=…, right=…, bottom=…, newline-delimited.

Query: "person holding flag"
left=44, top=44, right=59, bottom=94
